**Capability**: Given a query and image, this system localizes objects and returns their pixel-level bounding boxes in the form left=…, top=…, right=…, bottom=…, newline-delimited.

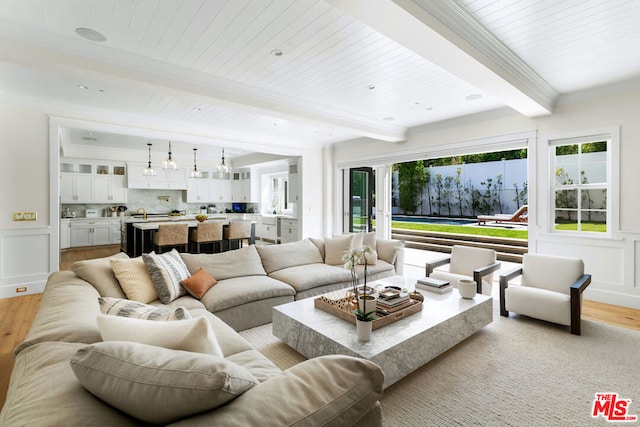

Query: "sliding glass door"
left=349, top=167, right=373, bottom=232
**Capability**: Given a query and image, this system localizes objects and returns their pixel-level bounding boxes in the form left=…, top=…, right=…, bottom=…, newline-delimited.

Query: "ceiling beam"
left=327, top=0, right=557, bottom=117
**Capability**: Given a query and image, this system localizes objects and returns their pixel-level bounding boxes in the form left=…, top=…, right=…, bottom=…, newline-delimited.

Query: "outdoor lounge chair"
left=477, top=205, right=528, bottom=225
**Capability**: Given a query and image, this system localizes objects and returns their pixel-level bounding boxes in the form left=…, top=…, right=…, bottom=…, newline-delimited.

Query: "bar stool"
left=190, top=221, right=224, bottom=254
left=223, top=220, right=252, bottom=251
left=153, top=223, right=189, bottom=254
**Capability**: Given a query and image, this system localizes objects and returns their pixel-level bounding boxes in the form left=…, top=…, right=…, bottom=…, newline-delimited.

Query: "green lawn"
left=390, top=221, right=528, bottom=239
left=554, top=220, right=606, bottom=233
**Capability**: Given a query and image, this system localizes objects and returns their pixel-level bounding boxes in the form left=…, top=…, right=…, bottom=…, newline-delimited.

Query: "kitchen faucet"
left=135, top=207, right=147, bottom=220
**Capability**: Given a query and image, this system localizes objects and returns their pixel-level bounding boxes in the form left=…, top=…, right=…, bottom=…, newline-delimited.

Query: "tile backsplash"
left=62, top=189, right=259, bottom=217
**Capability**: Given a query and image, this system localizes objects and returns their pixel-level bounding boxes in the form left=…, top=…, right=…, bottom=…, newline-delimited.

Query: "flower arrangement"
left=342, top=246, right=376, bottom=321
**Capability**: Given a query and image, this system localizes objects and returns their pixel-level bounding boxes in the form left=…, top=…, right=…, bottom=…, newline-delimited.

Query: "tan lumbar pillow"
left=110, top=257, right=158, bottom=303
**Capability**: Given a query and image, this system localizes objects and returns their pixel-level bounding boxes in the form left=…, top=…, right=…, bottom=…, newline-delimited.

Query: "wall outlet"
left=16, top=286, right=28, bottom=293
left=13, top=211, right=37, bottom=221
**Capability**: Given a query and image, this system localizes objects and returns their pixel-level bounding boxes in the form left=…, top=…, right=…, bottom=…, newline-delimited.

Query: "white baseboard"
left=585, top=288, right=640, bottom=310
left=0, top=280, right=46, bottom=299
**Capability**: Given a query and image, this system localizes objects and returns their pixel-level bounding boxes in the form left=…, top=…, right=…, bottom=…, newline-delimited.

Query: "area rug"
left=239, top=302, right=640, bottom=426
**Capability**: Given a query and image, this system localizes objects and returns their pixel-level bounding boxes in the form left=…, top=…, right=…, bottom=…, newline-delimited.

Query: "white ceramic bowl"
left=458, top=279, right=477, bottom=299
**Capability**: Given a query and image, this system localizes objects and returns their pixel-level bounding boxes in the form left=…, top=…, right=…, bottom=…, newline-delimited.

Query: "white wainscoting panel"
left=534, top=234, right=640, bottom=308
left=0, top=227, right=51, bottom=298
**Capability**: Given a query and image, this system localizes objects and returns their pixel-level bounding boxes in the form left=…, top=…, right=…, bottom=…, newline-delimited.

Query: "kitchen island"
left=122, top=214, right=256, bottom=256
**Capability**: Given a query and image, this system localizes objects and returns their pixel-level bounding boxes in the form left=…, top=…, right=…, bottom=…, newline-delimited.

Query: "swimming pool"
left=391, top=216, right=476, bottom=225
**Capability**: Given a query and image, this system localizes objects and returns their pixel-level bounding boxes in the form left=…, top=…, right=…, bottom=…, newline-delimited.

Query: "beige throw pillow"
left=70, top=341, right=259, bottom=425
left=324, top=234, right=354, bottom=265
left=72, top=252, right=129, bottom=298
left=97, top=314, right=223, bottom=357
left=110, top=257, right=158, bottom=303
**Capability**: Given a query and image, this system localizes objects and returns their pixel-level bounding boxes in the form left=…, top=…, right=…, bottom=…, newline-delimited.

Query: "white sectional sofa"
left=1, top=235, right=404, bottom=426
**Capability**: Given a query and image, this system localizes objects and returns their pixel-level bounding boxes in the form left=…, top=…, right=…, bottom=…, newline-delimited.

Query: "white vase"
left=458, top=279, right=477, bottom=299
left=358, top=295, right=377, bottom=315
left=356, top=319, right=372, bottom=341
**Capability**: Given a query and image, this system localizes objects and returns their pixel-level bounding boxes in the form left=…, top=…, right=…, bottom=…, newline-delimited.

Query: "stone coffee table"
left=272, top=277, right=492, bottom=388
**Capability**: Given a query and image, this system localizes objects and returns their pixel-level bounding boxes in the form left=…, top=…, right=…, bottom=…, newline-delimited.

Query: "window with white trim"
left=552, top=136, right=609, bottom=234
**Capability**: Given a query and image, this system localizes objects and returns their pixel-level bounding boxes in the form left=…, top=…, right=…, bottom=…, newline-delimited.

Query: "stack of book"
left=377, top=293, right=412, bottom=313
left=415, top=277, right=453, bottom=294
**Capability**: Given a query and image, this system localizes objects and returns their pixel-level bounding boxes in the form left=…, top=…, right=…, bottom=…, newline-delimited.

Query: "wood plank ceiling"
left=0, top=0, right=639, bottom=156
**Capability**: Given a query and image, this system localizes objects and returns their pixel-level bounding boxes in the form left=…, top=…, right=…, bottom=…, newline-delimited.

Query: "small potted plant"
left=342, top=245, right=376, bottom=341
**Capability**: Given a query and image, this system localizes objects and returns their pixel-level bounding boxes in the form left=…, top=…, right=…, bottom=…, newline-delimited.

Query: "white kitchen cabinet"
left=187, top=178, right=211, bottom=203
left=211, top=178, right=231, bottom=202
left=70, top=219, right=113, bottom=247
left=127, top=162, right=187, bottom=190
left=60, top=219, right=71, bottom=249
left=110, top=218, right=122, bottom=244
left=60, top=159, right=126, bottom=203
left=60, top=173, right=93, bottom=202
left=94, top=174, right=127, bottom=203
left=259, top=216, right=278, bottom=242
left=231, top=171, right=259, bottom=202
left=279, top=218, right=299, bottom=244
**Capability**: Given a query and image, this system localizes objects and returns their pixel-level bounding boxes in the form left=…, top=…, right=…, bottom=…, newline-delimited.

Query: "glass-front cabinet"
left=60, top=159, right=127, bottom=203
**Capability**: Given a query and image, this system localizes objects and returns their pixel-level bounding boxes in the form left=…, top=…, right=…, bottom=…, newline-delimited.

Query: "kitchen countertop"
left=124, top=214, right=229, bottom=223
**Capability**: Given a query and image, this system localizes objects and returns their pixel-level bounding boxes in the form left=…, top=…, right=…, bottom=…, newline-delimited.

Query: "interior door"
left=349, top=167, right=373, bottom=232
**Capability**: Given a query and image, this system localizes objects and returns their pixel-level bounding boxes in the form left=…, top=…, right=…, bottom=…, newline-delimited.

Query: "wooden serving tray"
left=314, top=297, right=422, bottom=330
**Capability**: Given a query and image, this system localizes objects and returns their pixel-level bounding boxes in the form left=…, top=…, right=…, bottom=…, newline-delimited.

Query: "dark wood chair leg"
left=570, top=286, right=581, bottom=335
left=499, top=278, right=509, bottom=317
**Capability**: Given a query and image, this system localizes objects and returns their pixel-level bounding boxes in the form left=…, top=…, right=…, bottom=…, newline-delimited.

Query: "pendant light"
left=142, top=143, right=156, bottom=176
left=190, top=148, right=201, bottom=178
left=162, top=141, right=177, bottom=170
left=217, top=147, right=230, bottom=174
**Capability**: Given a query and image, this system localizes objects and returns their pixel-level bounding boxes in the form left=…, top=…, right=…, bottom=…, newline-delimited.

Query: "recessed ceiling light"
left=368, top=85, right=376, bottom=90
left=77, top=85, right=89, bottom=90
left=270, top=49, right=283, bottom=56
left=383, top=117, right=395, bottom=121
left=465, top=93, right=482, bottom=101
left=75, top=27, right=107, bottom=43
left=426, top=107, right=433, bottom=111
left=192, top=106, right=201, bottom=111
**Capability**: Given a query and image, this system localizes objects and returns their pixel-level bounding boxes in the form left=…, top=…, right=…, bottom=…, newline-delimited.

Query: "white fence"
left=392, top=158, right=528, bottom=217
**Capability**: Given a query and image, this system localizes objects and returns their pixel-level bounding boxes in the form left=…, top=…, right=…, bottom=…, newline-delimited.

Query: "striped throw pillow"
left=98, top=297, right=191, bottom=321
left=142, top=250, right=191, bottom=304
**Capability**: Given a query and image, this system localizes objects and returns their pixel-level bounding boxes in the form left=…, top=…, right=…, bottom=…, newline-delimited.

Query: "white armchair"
left=499, top=253, right=591, bottom=335
left=425, top=245, right=501, bottom=295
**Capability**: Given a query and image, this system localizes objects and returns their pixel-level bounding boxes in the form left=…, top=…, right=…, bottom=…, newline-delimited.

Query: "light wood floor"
left=1, top=246, right=639, bottom=410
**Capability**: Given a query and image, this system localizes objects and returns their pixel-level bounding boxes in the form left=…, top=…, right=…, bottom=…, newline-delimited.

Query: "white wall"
left=0, top=104, right=55, bottom=298
left=3, top=81, right=640, bottom=308
left=332, top=80, right=640, bottom=309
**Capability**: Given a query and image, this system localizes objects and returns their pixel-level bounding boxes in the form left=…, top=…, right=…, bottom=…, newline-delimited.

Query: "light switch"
left=13, top=211, right=37, bottom=221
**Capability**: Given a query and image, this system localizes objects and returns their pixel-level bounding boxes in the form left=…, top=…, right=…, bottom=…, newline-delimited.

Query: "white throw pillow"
left=324, top=234, right=354, bottom=265
left=97, top=314, right=223, bottom=357
left=142, top=250, right=190, bottom=304
left=70, top=341, right=258, bottom=425
left=110, top=257, right=158, bottom=303
left=98, top=297, right=191, bottom=320
left=358, top=232, right=378, bottom=265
